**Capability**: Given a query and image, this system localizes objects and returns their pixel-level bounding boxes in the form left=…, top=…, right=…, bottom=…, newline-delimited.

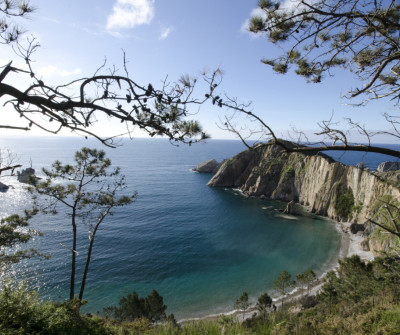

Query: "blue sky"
left=1, top=0, right=396, bottom=142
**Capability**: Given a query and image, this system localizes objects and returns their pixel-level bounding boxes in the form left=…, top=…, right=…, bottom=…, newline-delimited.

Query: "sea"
left=0, top=136, right=398, bottom=319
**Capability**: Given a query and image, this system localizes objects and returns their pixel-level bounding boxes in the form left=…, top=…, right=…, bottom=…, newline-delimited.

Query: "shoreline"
left=179, top=219, right=374, bottom=324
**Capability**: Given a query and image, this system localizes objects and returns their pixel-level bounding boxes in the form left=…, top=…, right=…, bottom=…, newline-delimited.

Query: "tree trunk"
left=70, top=213, right=77, bottom=300
left=78, top=231, right=94, bottom=301
left=79, top=210, right=109, bottom=301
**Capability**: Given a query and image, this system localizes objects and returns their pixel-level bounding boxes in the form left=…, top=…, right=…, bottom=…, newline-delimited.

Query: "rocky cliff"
left=208, top=142, right=400, bottom=226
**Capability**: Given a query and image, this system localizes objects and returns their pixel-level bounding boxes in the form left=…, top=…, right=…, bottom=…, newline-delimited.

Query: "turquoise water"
left=0, top=137, right=343, bottom=319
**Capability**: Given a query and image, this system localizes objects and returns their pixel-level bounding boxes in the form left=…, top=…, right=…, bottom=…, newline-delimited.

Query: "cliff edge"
left=208, top=142, right=400, bottom=227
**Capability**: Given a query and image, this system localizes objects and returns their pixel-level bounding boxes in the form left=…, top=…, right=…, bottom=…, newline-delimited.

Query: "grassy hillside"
left=1, top=255, right=400, bottom=335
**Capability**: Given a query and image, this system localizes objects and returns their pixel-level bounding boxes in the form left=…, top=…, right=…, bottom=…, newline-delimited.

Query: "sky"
left=1, top=0, right=397, bottom=143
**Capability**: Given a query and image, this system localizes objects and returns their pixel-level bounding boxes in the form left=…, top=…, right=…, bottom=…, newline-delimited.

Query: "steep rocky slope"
left=208, top=142, right=400, bottom=227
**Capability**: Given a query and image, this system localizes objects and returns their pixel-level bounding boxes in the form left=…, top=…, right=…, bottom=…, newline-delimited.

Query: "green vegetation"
left=278, top=164, right=295, bottom=184
left=234, top=292, right=250, bottom=319
left=273, top=270, right=296, bottom=307
left=0, top=209, right=45, bottom=268
left=369, top=196, right=400, bottom=253
left=2, top=255, right=400, bottom=334
left=2, top=2, right=400, bottom=334
left=256, top=293, right=273, bottom=320
left=366, top=196, right=400, bottom=254
left=334, top=186, right=355, bottom=220
left=368, top=228, right=400, bottom=253
left=372, top=196, right=400, bottom=232
left=0, top=281, right=111, bottom=335
left=104, top=290, right=168, bottom=323
left=296, top=269, right=316, bottom=296
left=375, top=171, right=400, bottom=189
left=29, top=148, right=135, bottom=302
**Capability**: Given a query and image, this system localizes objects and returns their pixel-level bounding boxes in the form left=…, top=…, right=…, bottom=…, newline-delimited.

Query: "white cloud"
left=37, top=65, right=82, bottom=78
left=241, top=1, right=318, bottom=36
left=281, top=0, right=318, bottom=11
left=106, top=0, right=155, bottom=32
left=41, top=16, right=60, bottom=24
left=159, top=26, right=173, bottom=40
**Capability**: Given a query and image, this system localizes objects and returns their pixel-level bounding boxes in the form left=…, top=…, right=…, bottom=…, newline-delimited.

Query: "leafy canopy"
left=30, top=147, right=135, bottom=302
left=0, top=209, right=47, bottom=268
left=106, top=290, right=167, bottom=323
left=250, top=0, right=400, bottom=105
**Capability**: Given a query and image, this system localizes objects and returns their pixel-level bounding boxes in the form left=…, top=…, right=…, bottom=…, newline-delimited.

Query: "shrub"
left=106, top=289, right=167, bottom=323
left=334, top=187, right=354, bottom=219
left=0, top=281, right=111, bottom=335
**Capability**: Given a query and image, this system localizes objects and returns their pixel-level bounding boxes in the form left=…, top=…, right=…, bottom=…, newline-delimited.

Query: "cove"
left=0, top=137, right=341, bottom=319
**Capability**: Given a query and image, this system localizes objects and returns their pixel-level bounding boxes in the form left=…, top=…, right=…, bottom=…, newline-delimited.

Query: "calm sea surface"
left=0, top=136, right=396, bottom=319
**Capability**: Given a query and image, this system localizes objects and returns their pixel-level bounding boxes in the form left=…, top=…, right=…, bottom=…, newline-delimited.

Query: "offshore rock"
left=377, top=161, right=400, bottom=172
left=208, top=141, right=400, bottom=226
left=283, top=200, right=301, bottom=215
left=0, top=181, right=9, bottom=192
left=17, top=167, right=38, bottom=184
left=193, top=159, right=220, bottom=173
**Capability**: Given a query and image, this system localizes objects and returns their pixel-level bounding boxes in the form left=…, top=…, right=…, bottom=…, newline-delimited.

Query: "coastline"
left=180, top=219, right=374, bottom=324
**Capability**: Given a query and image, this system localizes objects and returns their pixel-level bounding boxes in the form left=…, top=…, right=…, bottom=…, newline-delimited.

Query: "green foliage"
left=30, top=147, right=135, bottom=301
left=272, top=62, right=288, bottom=74
left=273, top=270, right=295, bottom=307
left=249, top=0, right=400, bottom=104
left=106, top=289, right=167, bottom=323
left=154, top=319, right=243, bottom=335
left=234, top=291, right=250, bottom=318
left=279, top=164, right=295, bottom=184
left=318, top=256, right=375, bottom=305
left=249, top=16, right=265, bottom=32
left=107, top=318, right=153, bottom=335
left=288, top=49, right=300, bottom=61
left=256, top=292, right=272, bottom=319
left=0, top=208, right=47, bottom=268
left=261, top=58, right=275, bottom=67
left=258, top=0, right=274, bottom=10
left=0, top=281, right=111, bottom=335
left=218, top=313, right=236, bottom=327
left=379, top=74, right=398, bottom=85
left=367, top=228, right=400, bottom=255
left=3, top=255, right=400, bottom=334
left=369, top=195, right=400, bottom=246
left=334, top=186, right=354, bottom=219
left=295, top=59, right=313, bottom=78
left=296, top=269, right=316, bottom=296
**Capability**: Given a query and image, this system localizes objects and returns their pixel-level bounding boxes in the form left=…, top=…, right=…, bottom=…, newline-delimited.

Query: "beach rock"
left=360, top=238, right=370, bottom=251
left=350, top=223, right=365, bottom=234
left=17, top=167, right=38, bottom=184
left=0, top=181, right=9, bottom=192
left=283, top=200, right=301, bottom=215
left=193, top=159, right=220, bottom=173
left=377, top=161, right=400, bottom=172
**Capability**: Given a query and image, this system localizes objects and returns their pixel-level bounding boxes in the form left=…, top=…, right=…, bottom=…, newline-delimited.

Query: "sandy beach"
left=181, top=219, right=375, bottom=324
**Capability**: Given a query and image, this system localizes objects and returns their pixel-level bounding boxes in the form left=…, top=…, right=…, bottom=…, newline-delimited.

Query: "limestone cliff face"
left=208, top=143, right=400, bottom=224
